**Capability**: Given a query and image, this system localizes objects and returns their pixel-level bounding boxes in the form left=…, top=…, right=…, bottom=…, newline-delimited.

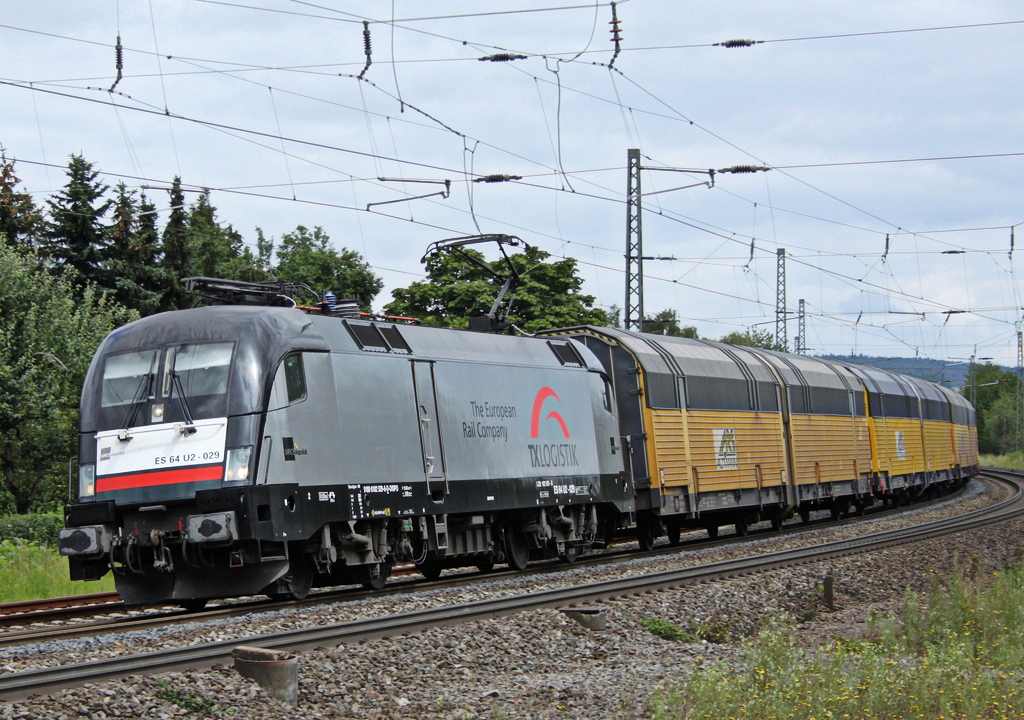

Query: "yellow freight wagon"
left=538, top=326, right=979, bottom=547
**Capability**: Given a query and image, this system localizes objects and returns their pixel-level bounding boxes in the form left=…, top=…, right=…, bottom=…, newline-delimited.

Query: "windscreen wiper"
left=170, top=371, right=197, bottom=433
left=119, top=372, right=154, bottom=440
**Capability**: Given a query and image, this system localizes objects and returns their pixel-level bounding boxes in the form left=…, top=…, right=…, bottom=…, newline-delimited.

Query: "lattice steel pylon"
left=625, top=148, right=643, bottom=331
left=1017, top=328, right=1023, bottom=452
left=775, top=248, right=788, bottom=351
left=794, top=298, right=806, bottom=354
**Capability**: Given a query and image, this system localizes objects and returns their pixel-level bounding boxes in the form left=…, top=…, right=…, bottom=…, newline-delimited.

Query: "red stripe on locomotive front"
left=96, top=464, right=224, bottom=492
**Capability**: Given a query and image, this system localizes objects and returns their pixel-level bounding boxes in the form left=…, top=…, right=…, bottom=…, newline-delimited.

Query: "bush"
left=0, top=512, right=64, bottom=547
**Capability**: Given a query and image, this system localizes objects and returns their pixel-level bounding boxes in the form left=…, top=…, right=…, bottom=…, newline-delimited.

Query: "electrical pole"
left=1017, top=328, right=1023, bottom=452
left=775, top=248, right=787, bottom=351
left=624, top=148, right=643, bottom=331
left=794, top=298, right=806, bottom=354
left=623, top=149, right=769, bottom=333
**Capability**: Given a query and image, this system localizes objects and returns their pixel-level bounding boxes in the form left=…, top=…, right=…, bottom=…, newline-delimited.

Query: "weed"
left=154, top=680, right=222, bottom=716
left=642, top=617, right=695, bottom=643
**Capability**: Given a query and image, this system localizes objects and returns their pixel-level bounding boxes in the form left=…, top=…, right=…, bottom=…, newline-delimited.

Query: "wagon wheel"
left=667, top=523, right=682, bottom=546
left=734, top=518, right=749, bottom=537
left=504, top=527, right=530, bottom=571
left=636, top=515, right=658, bottom=552
left=706, top=524, right=719, bottom=539
left=416, top=559, right=443, bottom=581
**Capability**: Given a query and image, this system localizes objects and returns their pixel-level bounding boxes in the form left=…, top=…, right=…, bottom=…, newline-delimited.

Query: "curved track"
left=2, top=470, right=1018, bottom=701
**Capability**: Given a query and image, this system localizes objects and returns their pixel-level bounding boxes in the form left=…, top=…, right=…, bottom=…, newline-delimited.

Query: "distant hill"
left=813, top=355, right=975, bottom=390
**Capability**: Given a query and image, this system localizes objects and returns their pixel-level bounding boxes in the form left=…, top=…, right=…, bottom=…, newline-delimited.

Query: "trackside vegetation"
left=648, top=561, right=1024, bottom=720
left=0, top=541, right=115, bottom=602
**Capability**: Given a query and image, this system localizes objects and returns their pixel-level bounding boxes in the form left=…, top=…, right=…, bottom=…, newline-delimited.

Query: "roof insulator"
left=479, top=53, right=528, bottom=62
left=473, top=174, right=523, bottom=183
left=714, top=39, right=762, bottom=48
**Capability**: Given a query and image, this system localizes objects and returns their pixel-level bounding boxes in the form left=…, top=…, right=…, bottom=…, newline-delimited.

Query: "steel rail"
left=1, top=471, right=1019, bottom=702
left=0, top=479, right=967, bottom=645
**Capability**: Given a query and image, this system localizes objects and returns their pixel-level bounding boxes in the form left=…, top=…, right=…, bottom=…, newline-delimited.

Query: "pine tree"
left=43, top=154, right=111, bottom=291
left=0, top=153, right=42, bottom=249
left=107, top=183, right=164, bottom=315
left=160, top=177, right=192, bottom=310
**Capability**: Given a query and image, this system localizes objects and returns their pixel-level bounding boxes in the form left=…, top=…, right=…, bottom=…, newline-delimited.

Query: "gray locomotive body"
left=60, top=306, right=632, bottom=604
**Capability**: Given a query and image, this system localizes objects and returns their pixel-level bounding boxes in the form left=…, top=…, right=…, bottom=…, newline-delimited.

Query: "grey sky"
left=2, top=1, right=1022, bottom=365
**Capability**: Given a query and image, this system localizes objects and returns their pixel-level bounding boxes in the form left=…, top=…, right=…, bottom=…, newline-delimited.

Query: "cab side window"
left=283, top=354, right=306, bottom=404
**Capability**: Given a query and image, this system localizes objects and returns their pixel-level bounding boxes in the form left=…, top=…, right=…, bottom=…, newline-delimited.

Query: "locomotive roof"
left=91, top=306, right=607, bottom=373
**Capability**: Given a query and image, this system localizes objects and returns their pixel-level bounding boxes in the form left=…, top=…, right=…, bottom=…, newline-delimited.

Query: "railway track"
left=1, top=469, right=1019, bottom=702
left=0, top=479, right=966, bottom=648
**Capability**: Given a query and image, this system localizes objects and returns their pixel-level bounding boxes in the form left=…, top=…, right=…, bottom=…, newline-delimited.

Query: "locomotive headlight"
left=150, top=403, right=165, bottom=423
left=224, top=446, right=253, bottom=484
left=78, top=464, right=96, bottom=501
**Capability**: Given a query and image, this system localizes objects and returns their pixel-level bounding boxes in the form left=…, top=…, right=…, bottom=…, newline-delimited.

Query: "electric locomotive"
left=59, top=278, right=632, bottom=605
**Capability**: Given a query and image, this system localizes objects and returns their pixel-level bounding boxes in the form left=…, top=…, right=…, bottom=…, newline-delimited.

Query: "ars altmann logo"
left=527, top=386, right=579, bottom=468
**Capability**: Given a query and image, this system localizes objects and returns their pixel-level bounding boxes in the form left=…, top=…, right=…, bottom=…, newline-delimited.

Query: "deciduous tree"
left=0, top=244, right=136, bottom=513
left=386, top=244, right=608, bottom=332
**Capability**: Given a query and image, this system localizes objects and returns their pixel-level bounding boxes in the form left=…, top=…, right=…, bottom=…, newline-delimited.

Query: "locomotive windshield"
left=97, top=341, right=234, bottom=429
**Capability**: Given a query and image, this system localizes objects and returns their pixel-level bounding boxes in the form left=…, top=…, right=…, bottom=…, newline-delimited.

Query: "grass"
left=981, top=453, right=1024, bottom=471
left=0, top=540, right=115, bottom=603
left=649, top=561, right=1024, bottom=719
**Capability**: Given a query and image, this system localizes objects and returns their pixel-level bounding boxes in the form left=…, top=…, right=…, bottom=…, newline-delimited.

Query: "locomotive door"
left=410, top=360, right=448, bottom=501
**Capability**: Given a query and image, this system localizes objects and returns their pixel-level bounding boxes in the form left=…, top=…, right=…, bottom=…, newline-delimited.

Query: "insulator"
left=721, top=165, right=766, bottom=174
left=362, top=20, right=371, bottom=57
left=478, top=53, right=528, bottom=62
left=473, top=174, right=523, bottom=183
left=715, top=39, right=760, bottom=48
left=115, top=35, right=124, bottom=70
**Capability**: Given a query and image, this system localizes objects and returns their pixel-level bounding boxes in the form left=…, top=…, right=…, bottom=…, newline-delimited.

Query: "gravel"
left=3, top=478, right=1023, bottom=719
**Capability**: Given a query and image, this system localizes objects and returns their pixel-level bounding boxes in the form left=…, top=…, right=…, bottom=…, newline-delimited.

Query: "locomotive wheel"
left=267, top=564, right=313, bottom=601
left=359, top=561, right=393, bottom=591
left=417, top=559, right=444, bottom=581
left=504, top=528, right=530, bottom=571
left=558, top=544, right=578, bottom=564
left=179, top=598, right=208, bottom=612
left=476, top=559, right=495, bottom=573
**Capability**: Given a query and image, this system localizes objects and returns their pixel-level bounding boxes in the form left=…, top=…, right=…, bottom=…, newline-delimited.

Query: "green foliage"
left=154, top=680, right=223, bottom=716
left=107, top=183, right=164, bottom=315
left=0, top=539, right=116, bottom=602
left=0, top=152, right=42, bottom=249
left=643, top=309, right=698, bottom=337
left=642, top=617, right=695, bottom=643
left=386, top=244, right=608, bottom=332
left=652, top=568, right=1024, bottom=720
left=272, top=225, right=382, bottom=311
left=718, top=327, right=788, bottom=351
left=962, top=361, right=1019, bottom=454
left=43, top=154, right=112, bottom=290
left=0, top=512, right=63, bottom=547
left=0, top=243, right=136, bottom=513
